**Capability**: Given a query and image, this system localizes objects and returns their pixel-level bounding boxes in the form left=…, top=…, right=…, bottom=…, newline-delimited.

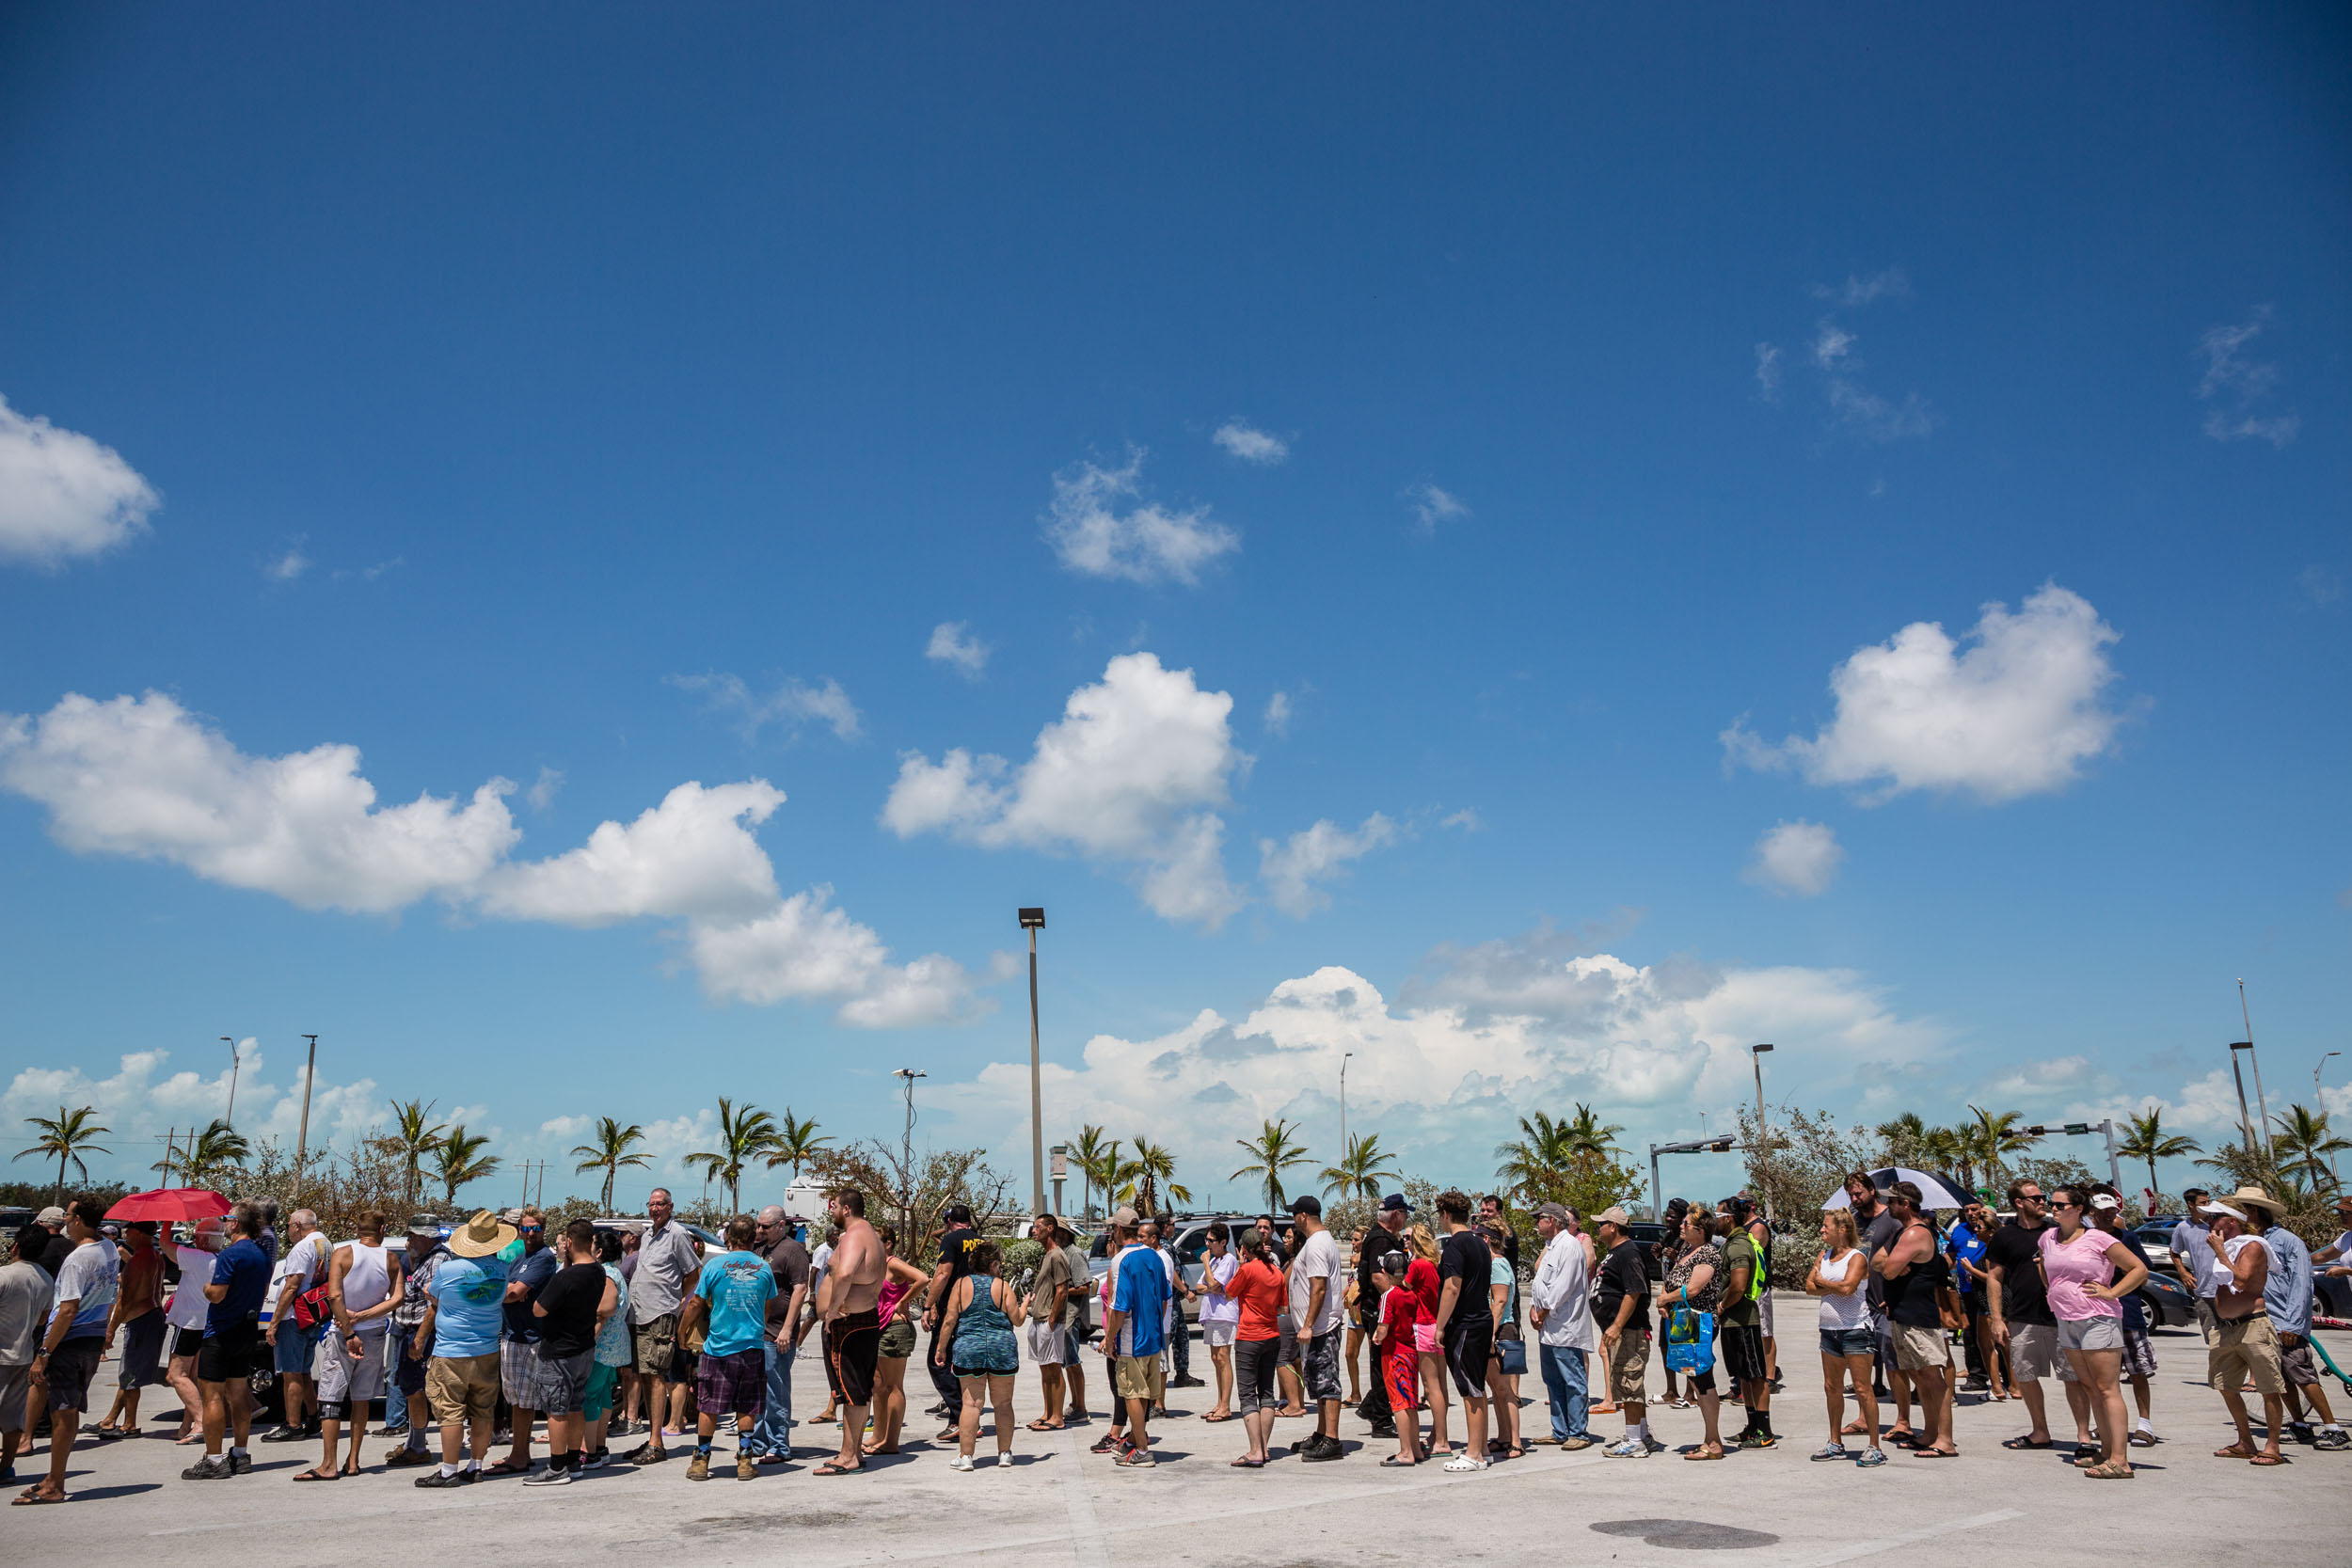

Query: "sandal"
left=2001, top=1434, right=2054, bottom=1450
left=481, top=1457, right=533, bottom=1477
left=814, top=1459, right=864, bottom=1476
left=1025, top=1419, right=1063, bottom=1432
left=2248, top=1451, right=2289, bottom=1466
left=1230, top=1455, right=1266, bottom=1467
left=2083, top=1459, right=2135, bottom=1479
left=1682, top=1445, right=1725, bottom=1461
left=2213, top=1443, right=2256, bottom=1459
left=1380, top=1455, right=1417, bottom=1467
left=13, top=1490, right=69, bottom=1506
left=291, top=1467, right=342, bottom=1481
left=1200, top=1412, right=1237, bottom=1423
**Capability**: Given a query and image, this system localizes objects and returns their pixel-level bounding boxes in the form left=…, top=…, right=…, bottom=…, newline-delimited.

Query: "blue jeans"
left=744, top=1340, right=795, bottom=1455
left=1539, top=1343, right=1589, bottom=1441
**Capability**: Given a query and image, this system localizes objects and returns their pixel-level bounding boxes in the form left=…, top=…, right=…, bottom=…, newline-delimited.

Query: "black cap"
left=1379, top=1193, right=1409, bottom=1212
left=1287, top=1194, right=1323, bottom=1218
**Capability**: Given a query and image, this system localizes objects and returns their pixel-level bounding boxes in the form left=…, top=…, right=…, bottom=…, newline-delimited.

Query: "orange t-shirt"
left=1228, top=1258, right=1285, bottom=1340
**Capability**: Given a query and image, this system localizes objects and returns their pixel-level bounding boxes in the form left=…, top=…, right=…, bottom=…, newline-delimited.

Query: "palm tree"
left=1071, top=1124, right=1114, bottom=1219
left=685, top=1097, right=779, bottom=1215
left=1321, top=1132, right=1401, bottom=1201
left=434, top=1125, right=499, bottom=1206
left=1874, top=1111, right=1930, bottom=1161
left=2115, top=1106, right=2203, bottom=1202
left=762, top=1109, right=831, bottom=1184
left=1964, top=1106, right=2038, bottom=1193
left=15, top=1106, right=110, bottom=1206
left=1124, top=1138, right=1192, bottom=1215
left=1230, top=1117, right=1312, bottom=1210
left=385, top=1098, right=448, bottom=1211
left=1494, top=1112, right=1578, bottom=1202
left=166, top=1118, right=249, bottom=1189
left=1562, top=1102, right=1628, bottom=1163
left=2270, top=1104, right=2348, bottom=1194
left=571, top=1117, right=652, bottom=1212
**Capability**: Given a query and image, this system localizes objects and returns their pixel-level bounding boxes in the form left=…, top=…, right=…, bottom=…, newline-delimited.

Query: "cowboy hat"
left=446, top=1208, right=518, bottom=1259
left=2225, top=1185, right=2281, bottom=1222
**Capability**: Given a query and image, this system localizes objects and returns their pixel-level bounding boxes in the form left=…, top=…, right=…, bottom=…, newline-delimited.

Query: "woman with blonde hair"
left=1805, top=1207, right=1883, bottom=1465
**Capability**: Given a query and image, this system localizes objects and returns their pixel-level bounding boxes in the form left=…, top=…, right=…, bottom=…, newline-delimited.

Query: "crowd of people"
left=3, top=1175, right=2347, bottom=1502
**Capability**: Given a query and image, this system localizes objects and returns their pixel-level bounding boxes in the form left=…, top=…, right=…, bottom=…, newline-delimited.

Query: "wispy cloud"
left=1754, top=343, right=1783, bottom=403
left=1043, top=448, right=1239, bottom=586
left=2299, top=564, right=2343, bottom=607
left=526, top=766, right=564, bottom=811
left=1811, top=321, right=1857, bottom=369
left=1812, top=267, right=1912, bottom=309
left=1440, top=808, right=1482, bottom=832
left=2196, top=309, right=2299, bottom=447
left=1259, top=813, right=1400, bottom=917
left=1212, top=420, right=1290, bottom=466
left=669, top=672, right=863, bottom=743
left=262, top=538, right=311, bottom=583
left=1743, top=819, right=1843, bottom=897
left=925, top=621, right=991, bottom=678
left=1405, top=482, right=1470, bottom=535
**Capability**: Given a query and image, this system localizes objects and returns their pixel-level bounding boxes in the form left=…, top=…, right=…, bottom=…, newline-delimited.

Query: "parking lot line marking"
left=1056, top=1426, right=1110, bottom=1568
left=1787, top=1508, right=2025, bottom=1568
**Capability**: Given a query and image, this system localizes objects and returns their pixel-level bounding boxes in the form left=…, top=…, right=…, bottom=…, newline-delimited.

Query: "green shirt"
left=1720, top=1232, right=1762, bottom=1328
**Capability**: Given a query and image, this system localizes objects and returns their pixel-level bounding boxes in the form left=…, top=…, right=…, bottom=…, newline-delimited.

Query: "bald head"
left=757, top=1205, right=787, bottom=1227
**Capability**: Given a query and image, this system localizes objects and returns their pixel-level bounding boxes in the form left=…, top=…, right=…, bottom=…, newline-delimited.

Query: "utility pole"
left=893, top=1068, right=926, bottom=1241
left=2238, top=980, right=2274, bottom=1164
left=2229, top=1044, right=2260, bottom=1163
left=222, top=1037, right=240, bottom=1129
left=156, top=1128, right=179, bottom=1187
left=1749, top=1043, right=1776, bottom=1224
left=292, top=1034, right=319, bottom=1199
left=1020, top=909, right=1046, bottom=1216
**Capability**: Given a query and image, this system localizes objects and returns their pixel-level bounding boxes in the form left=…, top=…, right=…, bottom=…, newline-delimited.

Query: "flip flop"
left=1025, top=1419, right=1063, bottom=1432
left=291, top=1468, right=342, bottom=1481
left=2001, top=1435, right=2055, bottom=1450
left=13, top=1491, right=68, bottom=1506
left=1380, top=1455, right=1417, bottom=1467
left=2248, top=1452, right=2289, bottom=1466
left=481, top=1457, right=533, bottom=1477
left=2213, top=1443, right=2256, bottom=1459
left=1230, top=1455, right=1266, bottom=1467
left=814, top=1459, right=864, bottom=1477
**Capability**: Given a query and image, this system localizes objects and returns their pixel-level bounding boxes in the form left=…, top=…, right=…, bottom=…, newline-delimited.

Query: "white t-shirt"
left=1200, top=1253, right=1241, bottom=1326
left=50, top=1238, right=119, bottom=1338
left=1288, top=1228, right=1346, bottom=1336
left=283, top=1230, right=330, bottom=1291
left=166, top=1246, right=217, bottom=1330
left=1816, top=1249, right=1870, bottom=1331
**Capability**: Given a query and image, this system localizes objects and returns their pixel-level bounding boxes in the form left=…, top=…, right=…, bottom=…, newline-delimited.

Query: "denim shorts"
left=1820, top=1326, right=1876, bottom=1358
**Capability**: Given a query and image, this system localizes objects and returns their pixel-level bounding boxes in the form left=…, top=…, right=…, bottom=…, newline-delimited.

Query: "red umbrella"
left=105, top=1187, right=232, bottom=1223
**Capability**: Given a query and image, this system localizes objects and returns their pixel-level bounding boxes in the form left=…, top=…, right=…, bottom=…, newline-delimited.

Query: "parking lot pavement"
left=10, top=1300, right=2346, bottom=1568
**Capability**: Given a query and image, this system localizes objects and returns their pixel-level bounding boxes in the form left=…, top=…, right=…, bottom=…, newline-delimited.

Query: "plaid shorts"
left=694, top=1347, right=768, bottom=1418
left=1301, top=1329, right=1343, bottom=1402
left=501, top=1338, right=539, bottom=1406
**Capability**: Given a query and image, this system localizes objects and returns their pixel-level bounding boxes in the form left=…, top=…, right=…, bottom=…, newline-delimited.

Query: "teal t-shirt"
left=428, top=1255, right=511, bottom=1359
left=694, top=1250, right=778, bottom=1357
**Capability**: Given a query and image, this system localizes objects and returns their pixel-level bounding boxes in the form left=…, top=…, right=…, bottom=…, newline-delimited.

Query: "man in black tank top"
left=1873, top=1182, right=1956, bottom=1456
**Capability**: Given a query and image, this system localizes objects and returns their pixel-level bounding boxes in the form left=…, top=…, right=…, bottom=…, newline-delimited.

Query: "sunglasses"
left=520, top=1226, right=544, bottom=1234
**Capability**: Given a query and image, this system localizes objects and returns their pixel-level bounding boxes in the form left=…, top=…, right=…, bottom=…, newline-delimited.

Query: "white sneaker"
left=1442, top=1453, right=1488, bottom=1472
left=947, top=1454, right=976, bottom=1472
left=1605, top=1436, right=1650, bottom=1458
left=995, top=1452, right=1014, bottom=1467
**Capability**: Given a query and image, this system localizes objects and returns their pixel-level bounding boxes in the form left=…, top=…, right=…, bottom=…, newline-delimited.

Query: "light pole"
left=1749, top=1043, right=1775, bottom=1224
left=222, top=1037, right=240, bottom=1129
left=2319, top=1052, right=2343, bottom=1188
left=1649, top=1135, right=1737, bottom=1223
left=2229, top=1043, right=2261, bottom=1163
left=1020, top=908, right=1046, bottom=1217
left=892, top=1067, right=926, bottom=1240
left=2238, top=980, right=2274, bottom=1163
left=292, top=1034, right=319, bottom=1198
left=1340, top=1051, right=1355, bottom=1155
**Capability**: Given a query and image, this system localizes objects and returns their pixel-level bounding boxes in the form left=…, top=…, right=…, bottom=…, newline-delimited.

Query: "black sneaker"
left=415, top=1469, right=469, bottom=1488
left=1747, top=1431, right=1778, bottom=1449
left=260, top=1425, right=307, bottom=1444
left=2286, top=1421, right=2316, bottom=1446
left=183, top=1455, right=233, bottom=1481
left=622, top=1442, right=668, bottom=1464
left=1302, top=1435, right=1343, bottom=1462
left=1367, top=1422, right=1398, bottom=1439
left=1170, top=1374, right=1205, bottom=1388
left=229, top=1450, right=254, bottom=1474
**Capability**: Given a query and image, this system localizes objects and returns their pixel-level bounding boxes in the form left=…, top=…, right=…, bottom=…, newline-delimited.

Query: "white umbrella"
left=1821, top=1166, right=1971, bottom=1212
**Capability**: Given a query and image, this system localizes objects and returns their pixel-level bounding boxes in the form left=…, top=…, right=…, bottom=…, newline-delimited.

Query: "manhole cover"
left=1590, top=1519, right=1779, bottom=1551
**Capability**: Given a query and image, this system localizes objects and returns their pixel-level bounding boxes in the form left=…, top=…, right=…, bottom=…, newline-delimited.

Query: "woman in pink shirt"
left=2038, top=1184, right=2147, bottom=1480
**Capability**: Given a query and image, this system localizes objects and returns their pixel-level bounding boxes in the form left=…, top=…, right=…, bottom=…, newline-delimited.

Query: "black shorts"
left=198, top=1321, right=262, bottom=1384
left=43, top=1338, right=105, bottom=1413
left=1721, top=1323, right=1769, bottom=1385
left=826, top=1310, right=882, bottom=1408
left=1442, top=1317, right=1492, bottom=1398
left=171, top=1325, right=206, bottom=1359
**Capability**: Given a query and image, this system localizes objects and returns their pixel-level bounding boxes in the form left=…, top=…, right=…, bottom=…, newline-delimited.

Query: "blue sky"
left=3, top=8, right=2345, bottom=1211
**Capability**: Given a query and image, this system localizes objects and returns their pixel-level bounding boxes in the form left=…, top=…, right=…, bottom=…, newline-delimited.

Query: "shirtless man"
left=814, top=1190, right=884, bottom=1476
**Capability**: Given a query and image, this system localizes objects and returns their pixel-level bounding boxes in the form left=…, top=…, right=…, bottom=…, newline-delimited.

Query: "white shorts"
left=1758, top=1289, right=1775, bottom=1336
left=1025, top=1320, right=1066, bottom=1366
left=1201, top=1320, right=1237, bottom=1349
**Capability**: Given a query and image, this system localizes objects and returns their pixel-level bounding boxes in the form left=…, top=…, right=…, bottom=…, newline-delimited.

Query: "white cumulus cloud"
left=0, top=394, right=160, bottom=568
left=1260, top=814, right=1400, bottom=917
left=0, top=689, right=962, bottom=1025
left=925, top=621, right=991, bottom=678
left=883, top=651, right=1248, bottom=927
left=1043, top=449, right=1239, bottom=586
left=670, top=672, right=862, bottom=743
left=1743, top=819, right=1844, bottom=896
left=1724, top=584, right=2133, bottom=804
left=1212, top=420, right=1290, bottom=466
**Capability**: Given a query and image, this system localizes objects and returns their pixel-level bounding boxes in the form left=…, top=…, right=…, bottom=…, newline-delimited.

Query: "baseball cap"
left=1287, top=1194, right=1323, bottom=1218
left=1535, top=1202, right=1570, bottom=1225
left=36, top=1207, right=65, bottom=1227
left=1595, top=1206, right=1631, bottom=1227
left=1109, top=1206, right=1138, bottom=1229
left=1379, top=1193, right=1409, bottom=1213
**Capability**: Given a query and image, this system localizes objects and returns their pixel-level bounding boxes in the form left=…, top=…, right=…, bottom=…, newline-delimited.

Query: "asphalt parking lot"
left=11, top=1298, right=2346, bottom=1568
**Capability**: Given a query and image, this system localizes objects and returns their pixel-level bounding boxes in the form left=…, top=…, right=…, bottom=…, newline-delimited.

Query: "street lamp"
left=222, top=1037, right=241, bottom=1130
left=2238, top=980, right=2274, bottom=1163
left=1649, top=1134, right=1738, bottom=1222
left=2229, top=1043, right=2261, bottom=1161
left=1340, top=1051, right=1355, bottom=1155
left=292, top=1034, right=319, bottom=1198
left=1749, top=1044, right=1775, bottom=1224
left=893, top=1067, right=926, bottom=1240
left=1020, top=908, right=1046, bottom=1217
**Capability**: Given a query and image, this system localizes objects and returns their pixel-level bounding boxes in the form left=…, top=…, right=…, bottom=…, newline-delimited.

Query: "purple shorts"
left=693, top=1347, right=767, bottom=1418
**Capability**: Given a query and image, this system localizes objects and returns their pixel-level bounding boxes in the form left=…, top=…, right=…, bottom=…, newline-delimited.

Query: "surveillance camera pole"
left=1020, top=909, right=1047, bottom=1217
